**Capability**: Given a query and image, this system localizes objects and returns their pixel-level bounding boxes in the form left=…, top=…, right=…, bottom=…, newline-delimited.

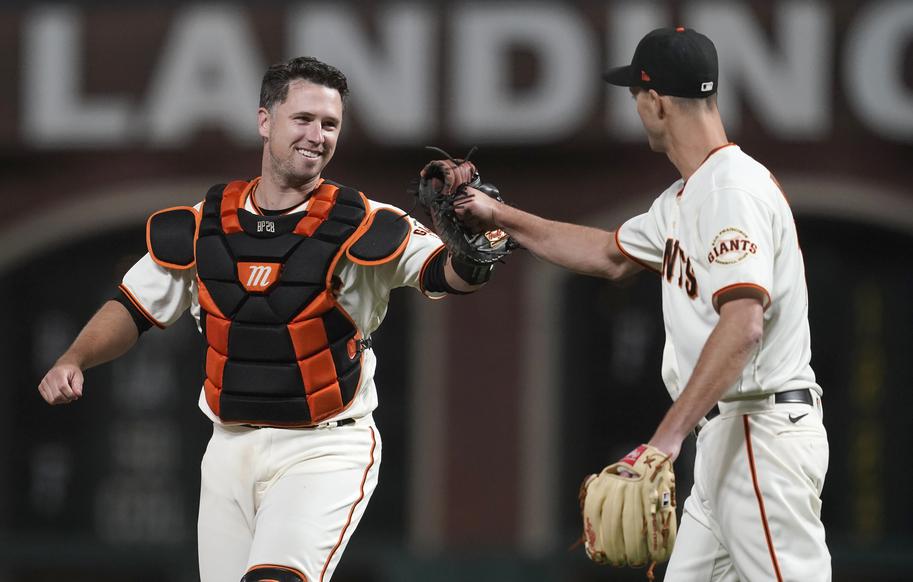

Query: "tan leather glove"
left=580, top=444, right=677, bottom=569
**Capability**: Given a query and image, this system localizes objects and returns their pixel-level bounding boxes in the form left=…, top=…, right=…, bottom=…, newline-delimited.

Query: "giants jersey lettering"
left=616, top=144, right=820, bottom=401
left=662, top=238, right=698, bottom=299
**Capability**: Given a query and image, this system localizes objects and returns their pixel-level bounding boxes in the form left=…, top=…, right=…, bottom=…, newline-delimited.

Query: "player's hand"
left=453, top=186, right=499, bottom=233
left=38, top=362, right=84, bottom=405
left=646, top=439, right=680, bottom=463
left=616, top=441, right=677, bottom=478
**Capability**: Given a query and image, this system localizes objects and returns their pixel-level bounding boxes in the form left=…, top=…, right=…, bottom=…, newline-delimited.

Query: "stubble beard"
left=268, top=144, right=322, bottom=190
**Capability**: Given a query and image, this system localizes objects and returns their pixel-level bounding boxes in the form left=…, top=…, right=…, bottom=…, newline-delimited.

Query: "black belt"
left=241, top=417, right=356, bottom=430
left=704, top=388, right=814, bottom=423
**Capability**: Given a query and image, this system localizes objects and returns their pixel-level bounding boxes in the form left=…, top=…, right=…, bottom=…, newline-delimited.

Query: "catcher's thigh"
left=198, top=420, right=382, bottom=582
left=198, top=426, right=256, bottom=582
left=246, top=420, right=381, bottom=581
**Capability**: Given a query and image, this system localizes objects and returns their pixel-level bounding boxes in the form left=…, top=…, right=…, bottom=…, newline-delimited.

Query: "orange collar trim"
left=678, top=142, right=737, bottom=197
left=700, top=142, right=737, bottom=167
left=240, top=177, right=260, bottom=211
left=249, top=177, right=326, bottom=216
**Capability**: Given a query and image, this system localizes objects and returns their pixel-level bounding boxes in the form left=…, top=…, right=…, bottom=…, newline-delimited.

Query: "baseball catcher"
left=414, top=147, right=517, bottom=283
left=579, top=444, right=677, bottom=579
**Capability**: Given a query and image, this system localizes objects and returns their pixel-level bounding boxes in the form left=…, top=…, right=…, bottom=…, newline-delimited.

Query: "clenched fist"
left=38, top=361, right=84, bottom=405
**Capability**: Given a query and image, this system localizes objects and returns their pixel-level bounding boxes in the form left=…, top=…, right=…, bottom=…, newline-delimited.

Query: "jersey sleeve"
left=698, top=188, right=774, bottom=311
left=386, top=215, right=447, bottom=296
left=615, top=196, right=667, bottom=273
left=119, top=253, right=196, bottom=328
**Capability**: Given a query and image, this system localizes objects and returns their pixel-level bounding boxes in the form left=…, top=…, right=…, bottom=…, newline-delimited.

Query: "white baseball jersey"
left=120, top=187, right=445, bottom=426
left=118, top=181, right=445, bottom=581
left=615, top=144, right=821, bottom=402
left=617, top=145, right=830, bottom=581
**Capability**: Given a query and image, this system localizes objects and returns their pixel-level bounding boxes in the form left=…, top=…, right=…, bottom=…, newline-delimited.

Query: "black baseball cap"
left=603, top=27, right=718, bottom=98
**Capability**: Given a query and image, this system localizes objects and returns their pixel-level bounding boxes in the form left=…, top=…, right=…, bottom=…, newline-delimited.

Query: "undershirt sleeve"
left=113, top=291, right=154, bottom=334
left=119, top=253, right=196, bottom=328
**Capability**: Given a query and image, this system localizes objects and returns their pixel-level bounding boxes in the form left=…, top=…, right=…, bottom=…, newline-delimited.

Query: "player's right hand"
left=38, top=363, right=84, bottom=405
left=453, top=186, right=499, bottom=233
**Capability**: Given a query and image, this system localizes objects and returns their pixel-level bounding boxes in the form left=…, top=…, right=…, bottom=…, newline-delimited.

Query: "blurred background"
left=1, top=0, right=911, bottom=580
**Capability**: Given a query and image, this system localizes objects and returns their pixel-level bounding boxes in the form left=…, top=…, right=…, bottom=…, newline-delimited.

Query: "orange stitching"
left=320, top=427, right=376, bottom=581
left=743, top=416, right=784, bottom=582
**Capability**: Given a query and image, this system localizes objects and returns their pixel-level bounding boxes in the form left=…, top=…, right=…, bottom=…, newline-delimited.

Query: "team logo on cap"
left=641, top=70, right=651, bottom=82
left=708, top=228, right=757, bottom=264
left=701, top=81, right=714, bottom=92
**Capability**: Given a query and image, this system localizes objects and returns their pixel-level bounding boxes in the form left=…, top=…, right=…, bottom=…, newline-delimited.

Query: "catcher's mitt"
left=415, top=146, right=517, bottom=266
left=579, top=444, right=677, bottom=572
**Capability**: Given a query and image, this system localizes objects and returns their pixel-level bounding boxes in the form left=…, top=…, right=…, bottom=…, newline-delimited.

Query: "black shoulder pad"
left=147, top=206, right=198, bottom=269
left=346, top=208, right=411, bottom=265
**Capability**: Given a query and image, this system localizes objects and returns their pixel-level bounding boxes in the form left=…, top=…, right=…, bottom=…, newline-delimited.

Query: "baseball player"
left=457, top=28, right=830, bottom=581
left=36, top=57, right=495, bottom=582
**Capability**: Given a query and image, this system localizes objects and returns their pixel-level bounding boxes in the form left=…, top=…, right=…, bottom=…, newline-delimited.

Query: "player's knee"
left=241, top=565, right=308, bottom=582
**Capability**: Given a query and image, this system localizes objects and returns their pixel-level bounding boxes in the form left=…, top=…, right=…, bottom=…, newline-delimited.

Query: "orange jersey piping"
left=320, top=426, right=376, bottom=581
left=712, top=282, right=771, bottom=312
left=418, top=244, right=448, bottom=296
left=743, top=416, right=784, bottom=582
left=117, top=284, right=166, bottom=329
left=678, top=143, right=737, bottom=197
left=250, top=177, right=325, bottom=216
left=245, top=564, right=308, bottom=582
left=344, top=207, right=412, bottom=266
left=613, top=227, right=661, bottom=275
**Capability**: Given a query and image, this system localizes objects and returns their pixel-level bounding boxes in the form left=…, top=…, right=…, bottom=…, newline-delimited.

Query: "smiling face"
left=258, top=79, right=343, bottom=189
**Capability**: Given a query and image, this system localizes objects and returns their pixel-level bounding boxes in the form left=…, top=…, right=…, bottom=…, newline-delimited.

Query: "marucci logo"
left=237, top=261, right=282, bottom=292
left=247, top=265, right=272, bottom=286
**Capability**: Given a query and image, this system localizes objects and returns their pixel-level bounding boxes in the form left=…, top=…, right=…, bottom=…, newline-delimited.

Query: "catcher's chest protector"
left=195, top=180, right=369, bottom=426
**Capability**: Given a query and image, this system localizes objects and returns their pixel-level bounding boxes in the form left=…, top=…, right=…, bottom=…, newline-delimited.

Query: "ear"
left=257, top=107, right=270, bottom=140
left=648, top=89, right=666, bottom=120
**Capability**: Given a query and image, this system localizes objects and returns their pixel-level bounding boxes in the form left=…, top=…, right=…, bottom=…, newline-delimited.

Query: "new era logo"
left=701, top=81, right=714, bottom=92
left=237, top=261, right=281, bottom=292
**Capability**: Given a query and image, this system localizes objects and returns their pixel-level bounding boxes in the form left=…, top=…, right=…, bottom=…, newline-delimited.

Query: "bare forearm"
left=492, top=203, right=626, bottom=279
left=650, top=299, right=763, bottom=453
left=57, top=300, right=140, bottom=370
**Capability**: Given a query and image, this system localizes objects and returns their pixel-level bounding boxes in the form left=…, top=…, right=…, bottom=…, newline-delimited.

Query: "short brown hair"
left=259, top=57, right=349, bottom=110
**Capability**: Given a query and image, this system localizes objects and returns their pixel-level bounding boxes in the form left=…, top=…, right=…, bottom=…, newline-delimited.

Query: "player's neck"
left=256, top=170, right=322, bottom=211
left=665, top=115, right=729, bottom=181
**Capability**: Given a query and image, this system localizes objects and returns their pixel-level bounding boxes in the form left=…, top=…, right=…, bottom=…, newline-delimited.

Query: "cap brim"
left=603, top=65, right=638, bottom=86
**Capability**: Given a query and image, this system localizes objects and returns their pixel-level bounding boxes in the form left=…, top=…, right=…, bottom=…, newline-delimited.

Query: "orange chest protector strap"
left=193, top=179, right=384, bottom=427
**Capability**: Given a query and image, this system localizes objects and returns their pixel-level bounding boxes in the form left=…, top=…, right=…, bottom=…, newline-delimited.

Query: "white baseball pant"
left=197, top=416, right=381, bottom=582
left=665, top=394, right=830, bottom=581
